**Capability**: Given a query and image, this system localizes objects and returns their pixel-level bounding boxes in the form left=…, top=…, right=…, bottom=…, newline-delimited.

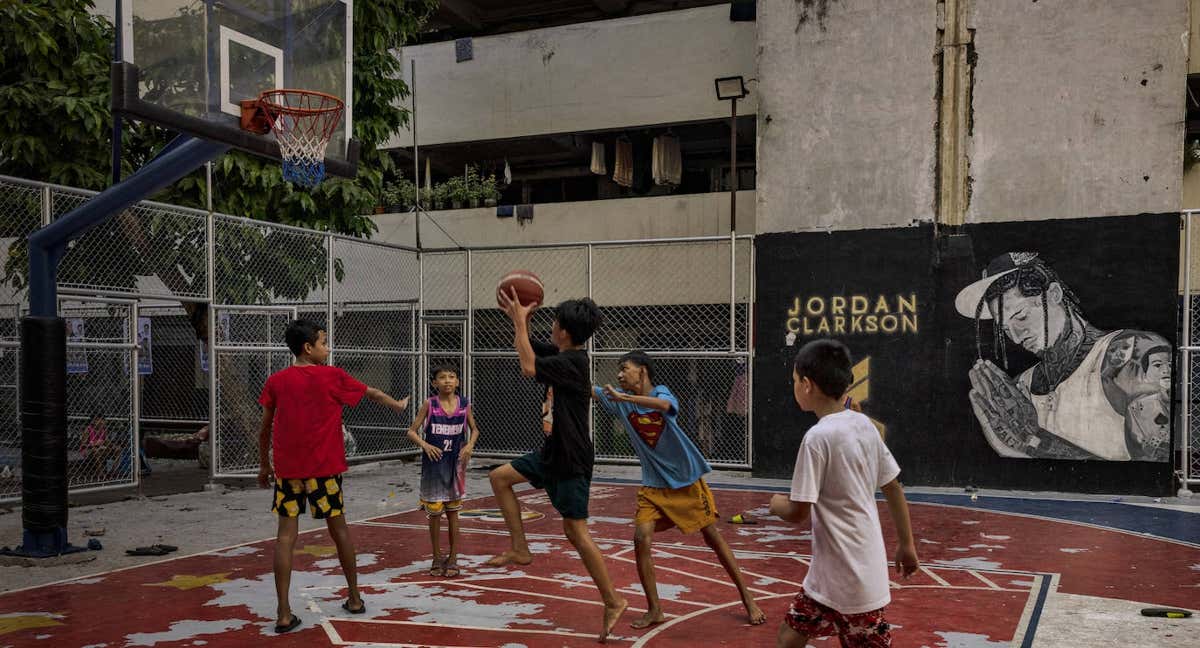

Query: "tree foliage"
left=0, top=0, right=435, bottom=309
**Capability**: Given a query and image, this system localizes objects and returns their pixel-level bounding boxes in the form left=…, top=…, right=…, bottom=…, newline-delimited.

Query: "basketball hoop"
left=255, top=89, right=345, bottom=187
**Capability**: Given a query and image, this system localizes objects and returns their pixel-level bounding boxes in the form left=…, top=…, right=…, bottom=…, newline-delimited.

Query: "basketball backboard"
left=114, top=1, right=357, bottom=177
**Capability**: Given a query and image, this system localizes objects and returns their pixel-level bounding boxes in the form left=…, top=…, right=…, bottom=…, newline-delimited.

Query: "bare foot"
left=744, top=597, right=766, bottom=625
left=484, top=550, right=532, bottom=567
left=630, top=609, right=666, bottom=629
left=599, top=598, right=628, bottom=643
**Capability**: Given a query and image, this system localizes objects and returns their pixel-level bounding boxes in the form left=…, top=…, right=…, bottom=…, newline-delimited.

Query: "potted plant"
left=443, top=176, right=470, bottom=209
left=465, top=166, right=484, bottom=208
left=482, top=173, right=501, bottom=207
left=381, top=179, right=416, bottom=212
left=431, top=183, right=450, bottom=210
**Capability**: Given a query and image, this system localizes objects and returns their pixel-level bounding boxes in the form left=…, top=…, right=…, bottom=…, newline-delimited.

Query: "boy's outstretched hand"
left=498, top=286, right=537, bottom=324
left=601, top=384, right=627, bottom=402
left=894, top=543, right=919, bottom=579
left=392, top=395, right=411, bottom=414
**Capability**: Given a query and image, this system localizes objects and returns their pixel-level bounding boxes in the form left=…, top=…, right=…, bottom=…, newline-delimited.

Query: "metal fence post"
left=1182, top=212, right=1194, bottom=496
left=327, top=234, right=336, bottom=365
left=466, top=249, right=473, bottom=399
left=206, top=168, right=218, bottom=479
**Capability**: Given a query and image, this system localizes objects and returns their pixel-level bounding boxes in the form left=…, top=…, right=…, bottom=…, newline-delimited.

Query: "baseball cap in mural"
left=953, top=252, right=1042, bottom=319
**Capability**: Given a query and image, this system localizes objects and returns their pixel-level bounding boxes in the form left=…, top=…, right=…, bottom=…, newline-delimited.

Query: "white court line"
left=609, top=545, right=635, bottom=560
left=609, top=554, right=776, bottom=597
left=615, top=587, right=709, bottom=608
left=648, top=547, right=805, bottom=589
left=330, top=617, right=634, bottom=642
left=445, top=580, right=653, bottom=614
left=321, top=618, right=346, bottom=645
left=0, top=502, right=427, bottom=596
left=921, top=566, right=952, bottom=587
left=630, top=592, right=793, bottom=648
left=304, top=575, right=653, bottom=613
left=970, top=570, right=1002, bottom=590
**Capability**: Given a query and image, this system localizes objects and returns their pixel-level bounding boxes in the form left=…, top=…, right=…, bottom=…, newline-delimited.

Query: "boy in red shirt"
left=257, top=320, right=410, bottom=634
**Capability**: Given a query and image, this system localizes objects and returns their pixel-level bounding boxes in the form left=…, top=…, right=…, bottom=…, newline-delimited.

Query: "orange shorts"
left=634, top=479, right=719, bottom=534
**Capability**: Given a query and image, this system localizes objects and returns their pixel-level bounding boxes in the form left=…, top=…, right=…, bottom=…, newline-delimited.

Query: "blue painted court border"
left=593, top=477, right=1062, bottom=647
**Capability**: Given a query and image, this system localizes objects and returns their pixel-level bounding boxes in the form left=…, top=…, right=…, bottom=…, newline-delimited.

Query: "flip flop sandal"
left=442, top=556, right=460, bottom=578
left=152, top=544, right=178, bottom=553
left=274, top=615, right=302, bottom=634
left=428, top=556, right=444, bottom=577
left=342, top=600, right=366, bottom=614
left=125, top=546, right=169, bottom=556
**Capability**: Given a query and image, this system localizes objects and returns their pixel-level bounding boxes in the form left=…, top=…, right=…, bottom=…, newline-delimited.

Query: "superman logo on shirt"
left=627, top=411, right=666, bottom=449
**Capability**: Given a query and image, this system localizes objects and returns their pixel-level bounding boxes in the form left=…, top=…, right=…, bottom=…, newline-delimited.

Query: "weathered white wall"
left=755, top=0, right=938, bottom=233
left=372, top=191, right=754, bottom=247
left=390, top=5, right=756, bottom=148
left=967, top=0, right=1187, bottom=222
left=371, top=192, right=754, bottom=309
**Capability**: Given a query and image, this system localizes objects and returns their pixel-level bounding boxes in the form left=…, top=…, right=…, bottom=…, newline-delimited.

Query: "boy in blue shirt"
left=595, top=351, right=766, bottom=629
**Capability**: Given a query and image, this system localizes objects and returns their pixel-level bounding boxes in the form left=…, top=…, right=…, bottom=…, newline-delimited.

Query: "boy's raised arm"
left=499, top=287, right=538, bottom=377
left=366, top=387, right=410, bottom=414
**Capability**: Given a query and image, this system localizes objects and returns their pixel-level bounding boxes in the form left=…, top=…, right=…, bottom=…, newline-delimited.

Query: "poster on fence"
left=137, top=317, right=152, bottom=375
left=66, top=318, right=87, bottom=374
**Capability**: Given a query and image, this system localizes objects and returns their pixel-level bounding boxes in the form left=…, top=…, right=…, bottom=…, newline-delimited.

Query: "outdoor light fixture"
left=714, top=75, right=748, bottom=101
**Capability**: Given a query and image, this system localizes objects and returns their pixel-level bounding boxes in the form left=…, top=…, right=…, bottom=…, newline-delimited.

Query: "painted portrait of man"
left=955, top=252, right=1172, bottom=461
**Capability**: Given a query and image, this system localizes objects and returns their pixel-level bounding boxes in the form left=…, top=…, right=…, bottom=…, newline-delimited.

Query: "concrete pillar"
left=936, top=0, right=974, bottom=227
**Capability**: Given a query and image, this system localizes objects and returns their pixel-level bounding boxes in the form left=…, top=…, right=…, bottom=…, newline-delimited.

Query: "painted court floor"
left=1, top=479, right=1198, bottom=647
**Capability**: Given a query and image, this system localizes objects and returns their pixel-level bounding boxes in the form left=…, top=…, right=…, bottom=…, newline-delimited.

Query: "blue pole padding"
left=27, top=137, right=230, bottom=317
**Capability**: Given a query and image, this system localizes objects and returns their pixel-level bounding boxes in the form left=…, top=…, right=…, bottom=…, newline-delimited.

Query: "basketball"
left=496, top=270, right=544, bottom=308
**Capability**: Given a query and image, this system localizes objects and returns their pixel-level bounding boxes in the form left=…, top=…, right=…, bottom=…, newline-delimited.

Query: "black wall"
left=753, top=215, right=1179, bottom=495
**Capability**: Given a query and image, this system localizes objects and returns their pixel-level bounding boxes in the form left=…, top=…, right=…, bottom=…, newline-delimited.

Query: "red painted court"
left=1, top=481, right=1197, bottom=647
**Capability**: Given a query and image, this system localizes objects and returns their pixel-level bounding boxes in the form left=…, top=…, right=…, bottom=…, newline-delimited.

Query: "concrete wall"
left=967, top=0, right=1187, bottom=222
left=755, top=0, right=938, bottom=233
left=372, top=192, right=754, bottom=310
left=372, top=191, right=755, bottom=248
left=390, top=5, right=756, bottom=148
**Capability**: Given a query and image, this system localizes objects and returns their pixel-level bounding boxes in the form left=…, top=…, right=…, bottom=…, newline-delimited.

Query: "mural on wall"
left=955, top=252, right=1172, bottom=462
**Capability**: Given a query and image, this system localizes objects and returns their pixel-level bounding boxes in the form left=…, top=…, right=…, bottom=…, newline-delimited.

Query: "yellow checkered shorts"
left=419, top=498, right=464, bottom=518
left=272, top=475, right=345, bottom=519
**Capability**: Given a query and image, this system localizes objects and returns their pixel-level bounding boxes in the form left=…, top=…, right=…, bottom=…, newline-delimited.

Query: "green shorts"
left=510, top=452, right=591, bottom=520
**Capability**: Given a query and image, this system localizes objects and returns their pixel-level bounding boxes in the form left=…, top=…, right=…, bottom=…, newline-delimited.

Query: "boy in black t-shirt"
left=487, top=290, right=628, bottom=642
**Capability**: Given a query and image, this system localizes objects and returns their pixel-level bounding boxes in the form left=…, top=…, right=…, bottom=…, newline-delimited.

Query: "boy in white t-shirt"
left=769, top=339, right=919, bottom=648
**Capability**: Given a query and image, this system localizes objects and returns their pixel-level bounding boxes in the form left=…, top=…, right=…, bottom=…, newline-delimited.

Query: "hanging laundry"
left=612, top=138, right=633, bottom=187
left=589, top=142, right=606, bottom=176
left=503, top=158, right=512, bottom=186
left=652, top=133, right=682, bottom=186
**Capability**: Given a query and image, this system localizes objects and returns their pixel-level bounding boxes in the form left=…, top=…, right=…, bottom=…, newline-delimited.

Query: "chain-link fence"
left=60, top=297, right=139, bottom=493
left=0, top=174, right=756, bottom=502
left=451, top=238, right=754, bottom=468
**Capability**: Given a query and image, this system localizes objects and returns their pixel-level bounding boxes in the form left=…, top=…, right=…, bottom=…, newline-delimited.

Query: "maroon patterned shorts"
left=784, top=588, right=891, bottom=647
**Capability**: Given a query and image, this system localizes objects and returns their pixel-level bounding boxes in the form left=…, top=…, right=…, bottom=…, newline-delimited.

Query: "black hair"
left=1140, top=344, right=1171, bottom=373
left=285, top=319, right=325, bottom=357
left=554, top=298, right=602, bottom=345
left=619, top=350, right=655, bottom=383
left=792, top=339, right=853, bottom=399
left=974, top=260, right=1084, bottom=369
left=431, top=364, right=459, bottom=381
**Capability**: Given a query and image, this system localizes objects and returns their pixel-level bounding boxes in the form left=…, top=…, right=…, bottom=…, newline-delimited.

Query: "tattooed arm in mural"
left=968, top=360, right=1098, bottom=460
